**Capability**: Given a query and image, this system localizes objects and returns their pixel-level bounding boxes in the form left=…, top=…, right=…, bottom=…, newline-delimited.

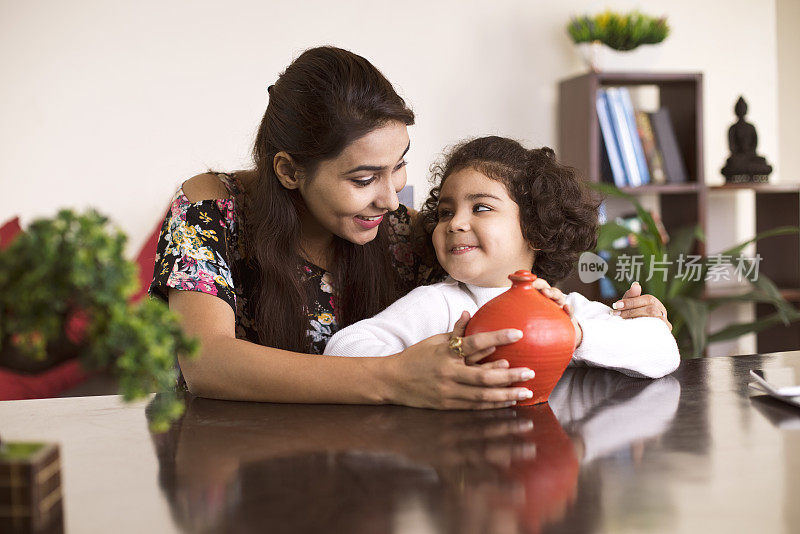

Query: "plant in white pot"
left=567, top=10, right=670, bottom=72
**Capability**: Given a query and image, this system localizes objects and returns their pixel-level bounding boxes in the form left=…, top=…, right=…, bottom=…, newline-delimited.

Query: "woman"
left=150, top=46, right=670, bottom=409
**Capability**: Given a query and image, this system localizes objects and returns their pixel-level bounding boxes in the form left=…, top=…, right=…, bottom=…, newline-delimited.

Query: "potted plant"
left=0, top=209, right=196, bottom=427
left=567, top=10, right=670, bottom=72
left=592, top=184, right=800, bottom=358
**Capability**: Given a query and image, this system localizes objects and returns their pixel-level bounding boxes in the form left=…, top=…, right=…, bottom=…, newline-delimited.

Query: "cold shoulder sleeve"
left=149, top=189, right=238, bottom=312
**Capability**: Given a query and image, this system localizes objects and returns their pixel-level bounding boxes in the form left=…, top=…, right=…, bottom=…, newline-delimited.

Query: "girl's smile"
left=448, top=243, right=479, bottom=254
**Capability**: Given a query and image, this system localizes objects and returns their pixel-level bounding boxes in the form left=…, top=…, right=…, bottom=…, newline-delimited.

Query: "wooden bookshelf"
left=557, top=71, right=800, bottom=353
left=557, top=71, right=706, bottom=301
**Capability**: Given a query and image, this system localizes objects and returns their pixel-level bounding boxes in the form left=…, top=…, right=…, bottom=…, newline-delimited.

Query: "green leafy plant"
left=567, top=10, right=670, bottom=51
left=0, top=209, right=197, bottom=426
left=592, top=184, right=800, bottom=358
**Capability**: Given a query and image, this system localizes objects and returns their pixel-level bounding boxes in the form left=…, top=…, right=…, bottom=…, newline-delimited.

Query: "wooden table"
left=2, top=352, right=800, bottom=533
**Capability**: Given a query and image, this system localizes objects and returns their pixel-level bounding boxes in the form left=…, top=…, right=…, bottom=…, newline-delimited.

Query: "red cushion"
left=130, top=213, right=166, bottom=303
left=0, top=359, right=88, bottom=400
left=0, top=216, right=21, bottom=250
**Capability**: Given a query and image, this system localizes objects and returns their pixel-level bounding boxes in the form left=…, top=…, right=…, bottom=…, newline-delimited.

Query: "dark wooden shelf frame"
left=558, top=72, right=706, bottom=256
left=557, top=71, right=800, bottom=353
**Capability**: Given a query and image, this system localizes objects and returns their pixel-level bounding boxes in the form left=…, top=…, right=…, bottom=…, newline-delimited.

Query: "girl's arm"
left=169, top=289, right=535, bottom=408
left=323, top=285, right=452, bottom=357
left=565, top=292, right=680, bottom=379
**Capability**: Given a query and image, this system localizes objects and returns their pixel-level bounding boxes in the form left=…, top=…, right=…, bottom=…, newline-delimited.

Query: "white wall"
left=1, top=0, right=784, bottom=244
left=1, top=0, right=791, bottom=354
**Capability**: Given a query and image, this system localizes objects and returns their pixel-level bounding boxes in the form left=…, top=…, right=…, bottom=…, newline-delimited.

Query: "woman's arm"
left=611, top=282, right=672, bottom=330
left=170, top=289, right=385, bottom=403
left=169, top=289, right=535, bottom=408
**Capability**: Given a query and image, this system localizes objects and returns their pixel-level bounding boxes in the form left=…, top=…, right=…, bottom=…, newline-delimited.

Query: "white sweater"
left=323, top=277, right=680, bottom=379
left=549, top=369, right=680, bottom=462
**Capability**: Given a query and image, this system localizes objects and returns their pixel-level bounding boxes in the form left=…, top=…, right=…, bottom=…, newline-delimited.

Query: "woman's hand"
left=612, top=282, right=672, bottom=331
left=386, top=312, right=536, bottom=410
left=532, top=278, right=583, bottom=349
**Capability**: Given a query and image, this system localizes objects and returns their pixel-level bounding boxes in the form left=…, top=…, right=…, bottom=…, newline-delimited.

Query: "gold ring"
left=448, top=336, right=464, bottom=357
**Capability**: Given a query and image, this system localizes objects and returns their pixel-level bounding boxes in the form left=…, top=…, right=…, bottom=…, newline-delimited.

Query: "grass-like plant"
left=0, top=210, right=196, bottom=428
left=592, top=184, right=800, bottom=358
left=567, top=10, right=670, bottom=51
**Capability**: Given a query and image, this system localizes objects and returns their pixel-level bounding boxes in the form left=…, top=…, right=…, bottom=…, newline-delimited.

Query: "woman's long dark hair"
left=246, top=46, right=414, bottom=352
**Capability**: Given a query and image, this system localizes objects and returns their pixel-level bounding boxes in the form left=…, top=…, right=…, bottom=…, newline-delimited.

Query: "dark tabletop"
left=2, top=352, right=800, bottom=534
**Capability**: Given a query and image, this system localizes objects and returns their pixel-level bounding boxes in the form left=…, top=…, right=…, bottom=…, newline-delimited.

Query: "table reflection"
left=147, top=369, right=680, bottom=534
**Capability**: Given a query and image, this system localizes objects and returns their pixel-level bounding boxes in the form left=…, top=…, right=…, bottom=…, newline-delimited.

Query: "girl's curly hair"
left=419, top=136, right=600, bottom=285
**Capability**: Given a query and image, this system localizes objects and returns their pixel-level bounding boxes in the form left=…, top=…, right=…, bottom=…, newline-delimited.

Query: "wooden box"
left=0, top=442, right=63, bottom=533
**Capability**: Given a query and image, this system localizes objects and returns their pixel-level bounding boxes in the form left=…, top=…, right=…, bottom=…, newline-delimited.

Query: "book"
left=635, top=111, right=666, bottom=184
left=649, top=108, right=689, bottom=183
left=595, top=89, right=627, bottom=187
left=605, top=87, right=642, bottom=187
left=618, top=88, right=650, bottom=185
left=598, top=250, right=617, bottom=299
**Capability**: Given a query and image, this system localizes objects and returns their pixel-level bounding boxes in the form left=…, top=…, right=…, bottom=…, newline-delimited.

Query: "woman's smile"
left=354, top=214, right=384, bottom=229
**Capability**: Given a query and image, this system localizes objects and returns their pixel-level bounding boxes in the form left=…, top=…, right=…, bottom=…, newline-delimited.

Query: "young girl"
left=324, top=136, right=680, bottom=379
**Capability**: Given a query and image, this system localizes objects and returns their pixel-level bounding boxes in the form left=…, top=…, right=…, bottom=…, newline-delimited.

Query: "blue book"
left=598, top=250, right=617, bottom=299
left=618, top=88, right=651, bottom=185
left=606, top=87, right=641, bottom=187
left=596, top=89, right=627, bottom=188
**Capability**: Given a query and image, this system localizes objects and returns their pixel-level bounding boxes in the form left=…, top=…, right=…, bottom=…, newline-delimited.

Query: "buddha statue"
left=721, top=96, right=772, bottom=183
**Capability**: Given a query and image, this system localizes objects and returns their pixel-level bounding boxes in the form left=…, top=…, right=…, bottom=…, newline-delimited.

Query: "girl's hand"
left=386, top=312, right=536, bottom=410
left=532, top=277, right=582, bottom=349
left=612, top=282, right=672, bottom=331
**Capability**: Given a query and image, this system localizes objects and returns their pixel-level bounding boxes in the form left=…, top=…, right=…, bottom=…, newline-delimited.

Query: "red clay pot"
left=512, top=403, right=580, bottom=533
left=465, top=270, right=575, bottom=405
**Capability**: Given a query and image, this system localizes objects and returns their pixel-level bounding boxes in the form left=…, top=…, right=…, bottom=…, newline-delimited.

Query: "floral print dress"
left=149, top=173, right=437, bottom=385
